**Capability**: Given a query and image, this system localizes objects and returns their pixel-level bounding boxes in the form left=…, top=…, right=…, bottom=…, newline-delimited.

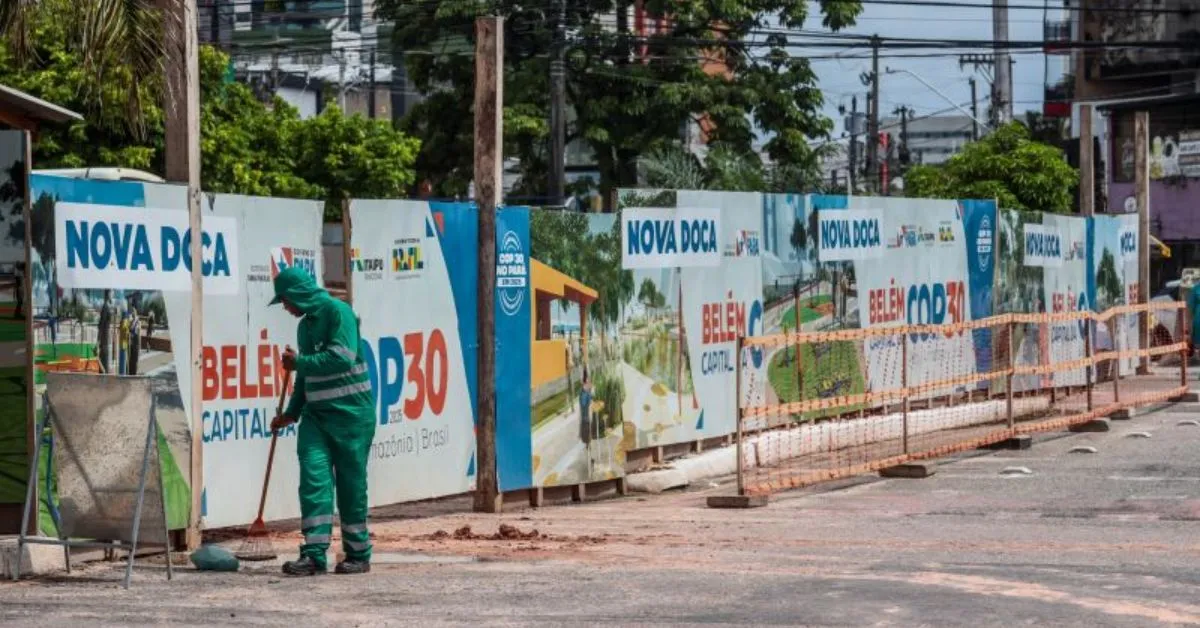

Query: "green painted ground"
left=780, top=294, right=833, bottom=331
left=767, top=339, right=866, bottom=420
left=0, top=366, right=28, bottom=505
left=0, top=302, right=26, bottom=343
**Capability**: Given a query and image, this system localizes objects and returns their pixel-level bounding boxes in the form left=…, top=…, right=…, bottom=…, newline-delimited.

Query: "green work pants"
left=297, top=413, right=375, bottom=566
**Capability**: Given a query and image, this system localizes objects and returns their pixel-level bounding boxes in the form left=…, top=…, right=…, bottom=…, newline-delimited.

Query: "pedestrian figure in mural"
left=269, top=267, right=375, bottom=576
left=97, top=290, right=112, bottom=373
left=126, top=298, right=141, bottom=376
left=579, top=367, right=594, bottom=478
left=117, top=305, right=130, bottom=376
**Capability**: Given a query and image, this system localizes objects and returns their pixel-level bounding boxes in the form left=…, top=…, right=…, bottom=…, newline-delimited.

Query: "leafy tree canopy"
left=0, top=1, right=419, bottom=219
left=380, top=0, right=862, bottom=204
left=903, top=121, right=1079, bottom=213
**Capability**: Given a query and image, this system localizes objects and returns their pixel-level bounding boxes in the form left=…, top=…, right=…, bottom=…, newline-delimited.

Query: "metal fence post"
left=735, top=335, right=745, bottom=497
left=1113, top=316, right=1121, bottom=405
left=901, top=331, right=909, bottom=454
left=1084, top=316, right=1094, bottom=412
left=1177, top=302, right=1188, bottom=391
left=1006, top=319, right=1015, bottom=430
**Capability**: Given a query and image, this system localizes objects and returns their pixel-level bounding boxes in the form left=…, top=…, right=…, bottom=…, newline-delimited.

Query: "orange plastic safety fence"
left=736, top=302, right=1190, bottom=497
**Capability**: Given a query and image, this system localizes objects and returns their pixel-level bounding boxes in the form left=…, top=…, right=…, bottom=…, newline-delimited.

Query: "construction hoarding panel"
left=349, top=199, right=478, bottom=508
left=158, top=193, right=323, bottom=529
left=0, top=130, right=28, bottom=525
left=26, top=175, right=192, bottom=535
left=1090, top=213, right=1141, bottom=375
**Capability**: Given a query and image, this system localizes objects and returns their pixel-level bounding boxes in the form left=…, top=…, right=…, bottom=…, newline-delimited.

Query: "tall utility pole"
left=368, top=49, right=377, bottom=119
left=866, top=35, right=881, bottom=192
left=162, top=0, right=204, bottom=550
left=1134, top=110, right=1150, bottom=374
left=1080, top=104, right=1094, bottom=216
left=548, top=0, right=566, bottom=206
left=848, top=95, right=859, bottom=194
left=969, top=77, right=980, bottom=140
left=473, top=15, right=503, bottom=513
left=898, top=106, right=909, bottom=167
left=993, top=0, right=1012, bottom=124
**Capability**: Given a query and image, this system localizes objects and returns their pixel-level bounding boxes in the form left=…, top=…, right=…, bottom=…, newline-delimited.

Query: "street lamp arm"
left=884, top=67, right=991, bottom=130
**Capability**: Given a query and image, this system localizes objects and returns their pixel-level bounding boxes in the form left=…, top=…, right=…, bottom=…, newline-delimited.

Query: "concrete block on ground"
left=879, top=463, right=936, bottom=479
left=624, top=468, right=689, bottom=494
left=1172, top=391, right=1200, bottom=402
left=979, top=435, right=1033, bottom=450
left=1109, top=408, right=1140, bottom=420
left=1069, top=419, right=1111, bottom=432
left=0, top=537, right=67, bottom=578
left=706, top=494, right=768, bottom=509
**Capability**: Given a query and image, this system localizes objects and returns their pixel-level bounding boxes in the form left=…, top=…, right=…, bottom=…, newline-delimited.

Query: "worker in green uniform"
left=269, top=267, right=375, bottom=576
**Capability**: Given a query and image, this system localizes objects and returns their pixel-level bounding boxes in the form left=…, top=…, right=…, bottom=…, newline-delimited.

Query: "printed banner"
left=0, top=130, right=28, bottom=522
left=26, top=175, right=194, bottom=535
left=55, top=202, right=240, bottom=295
left=1090, top=214, right=1141, bottom=375
left=1022, top=223, right=1065, bottom=268
left=621, top=206, right=722, bottom=269
left=816, top=209, right=885, bottom=262
left=161, top=193, right=324, bottom=528
left=349, top=199, right=478, bottom=506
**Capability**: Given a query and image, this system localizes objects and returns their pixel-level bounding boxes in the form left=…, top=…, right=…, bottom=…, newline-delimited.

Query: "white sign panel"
left=622, top=206, right=722, bottom=269
left=350, top=199, right=477, bottom=507
left=55, top=202, right=240, bottom=294
left=852, top=199, right=975, bottom=396
left=1041, top=214, right=1089, bottom=387
left=817, top=209, right=884, bottom=261
left=160, top=193, right=324, bottom=528
left=1022, top=223, right=1064, bottom=268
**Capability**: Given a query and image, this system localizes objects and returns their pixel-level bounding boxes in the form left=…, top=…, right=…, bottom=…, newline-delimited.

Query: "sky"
left=797, top=0, right=1055, bottom=143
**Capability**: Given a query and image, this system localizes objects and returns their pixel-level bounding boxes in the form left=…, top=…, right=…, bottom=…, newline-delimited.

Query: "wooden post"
left=1113, top=317, right=1122, bottom=404
left=793, top=285, right=803, bottom=409
left=1135, top=110, right=1151, bottom=374
left=341, top=198, right=353, bottom=305
left=163, top=0, right=204, bottom=550
left=472, top=15, right=503, bottom=514
left=1178, top=302, right=1188, bottom=390
left=735, top=335, right=745, bottom=496
left=1006, top=320, right=1015, bottom=429
left=1084, top=317, right=1094, bottom=412
left=901, top=332, right=909, bottom=454
left=1080, top=105, right=1094, bottom=217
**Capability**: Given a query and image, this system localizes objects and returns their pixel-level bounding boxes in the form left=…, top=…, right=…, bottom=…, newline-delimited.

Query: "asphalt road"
left=4, top=401, right=1200, bottom=626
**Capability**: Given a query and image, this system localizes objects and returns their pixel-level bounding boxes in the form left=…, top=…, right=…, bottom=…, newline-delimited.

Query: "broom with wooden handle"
left=235, top=369, right=293, bottom=561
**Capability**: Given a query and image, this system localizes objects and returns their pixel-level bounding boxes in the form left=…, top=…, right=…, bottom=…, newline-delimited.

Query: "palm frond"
left=0, top=0, right=40, bottom=63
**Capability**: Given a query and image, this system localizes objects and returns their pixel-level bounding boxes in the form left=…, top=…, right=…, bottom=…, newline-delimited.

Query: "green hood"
left=270, top=267, right=328, bottom=314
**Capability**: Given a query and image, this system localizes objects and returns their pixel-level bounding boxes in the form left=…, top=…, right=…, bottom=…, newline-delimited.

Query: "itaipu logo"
left=731, top=230, right=760, bottom=257
left=351, top=248, right=384, bottom=280
left=975, top=214, right=993, bottom=272
left=270, top=247, right=316, bottom=280
left=496, top=230, right=528, bottom=316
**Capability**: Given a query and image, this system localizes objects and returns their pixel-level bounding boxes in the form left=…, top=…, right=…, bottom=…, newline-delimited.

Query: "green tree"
left=904, top=121, right=1079, bottom=213
left=0, top=8, right=420, bottom=219
left=1096, top=248, right=1122, bottom=311
left=381, top=0, right=861, bottom=204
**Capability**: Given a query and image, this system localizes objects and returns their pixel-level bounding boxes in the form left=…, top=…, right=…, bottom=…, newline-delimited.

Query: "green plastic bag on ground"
left=190, top=544, right=240, bottom=572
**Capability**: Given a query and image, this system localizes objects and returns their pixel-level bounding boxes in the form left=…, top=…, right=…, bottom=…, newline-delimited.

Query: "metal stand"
left=14, top=395, right=173, bottom=589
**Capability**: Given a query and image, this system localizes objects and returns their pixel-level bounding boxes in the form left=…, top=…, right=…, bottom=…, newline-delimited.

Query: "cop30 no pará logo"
left=54, top=202, right=241, bottom=295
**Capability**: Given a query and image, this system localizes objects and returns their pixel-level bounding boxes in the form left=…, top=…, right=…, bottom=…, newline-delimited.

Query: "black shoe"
left=335, top=559, right=371, bottom=574
left=282, top=556, right=326, bottom=576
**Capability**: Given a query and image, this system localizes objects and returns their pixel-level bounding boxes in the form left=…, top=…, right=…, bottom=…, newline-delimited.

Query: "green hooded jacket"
left=271, top=267, right=373, bottom=421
